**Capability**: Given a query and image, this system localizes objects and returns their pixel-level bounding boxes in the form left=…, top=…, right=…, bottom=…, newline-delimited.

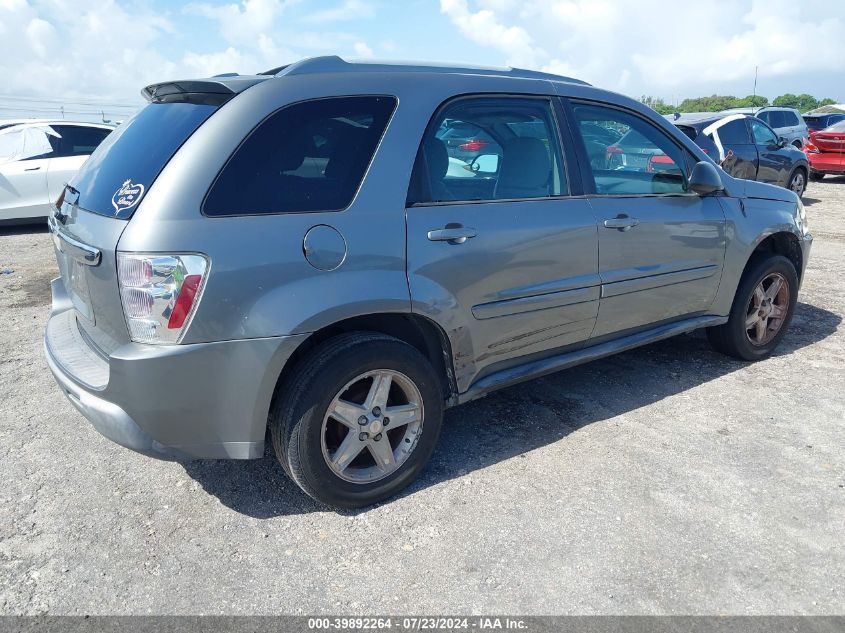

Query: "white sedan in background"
left=0, top=121, right=113, bottom=224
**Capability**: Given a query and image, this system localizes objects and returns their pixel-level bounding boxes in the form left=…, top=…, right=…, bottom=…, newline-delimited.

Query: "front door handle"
left=603, top=215, right=640, bottom=231
left=24, top=166, right=41, bottom=171
left=427, top=226, right=478, bottom=244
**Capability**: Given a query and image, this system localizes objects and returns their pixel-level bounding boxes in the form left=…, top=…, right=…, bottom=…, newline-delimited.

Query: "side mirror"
left=689, top=160, right=724, bottom=195
left=470, top=154, right=499, bottom=174
left=778, top=136, right=788, bottom=148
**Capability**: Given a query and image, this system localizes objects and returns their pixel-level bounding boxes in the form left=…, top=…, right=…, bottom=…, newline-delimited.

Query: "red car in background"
left=804, top=120, right=845, bottom=180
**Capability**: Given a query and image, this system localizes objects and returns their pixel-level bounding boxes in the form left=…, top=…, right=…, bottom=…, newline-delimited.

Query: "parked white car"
left=0, top=121, right=113, bottom=224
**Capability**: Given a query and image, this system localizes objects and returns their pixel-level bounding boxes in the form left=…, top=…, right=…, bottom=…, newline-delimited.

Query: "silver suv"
left=45, top=57, right=813, bottom=508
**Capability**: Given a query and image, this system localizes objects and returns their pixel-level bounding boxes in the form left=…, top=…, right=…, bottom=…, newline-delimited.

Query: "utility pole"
left=752, top=65, right=758, bottom=106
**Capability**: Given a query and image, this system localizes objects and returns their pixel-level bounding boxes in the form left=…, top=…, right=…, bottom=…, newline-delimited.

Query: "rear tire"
left=270, top=332, right=443, bottom=509
left=706, top=254, right=798, bottom=361
left=787, top=168, right=806, bottom=198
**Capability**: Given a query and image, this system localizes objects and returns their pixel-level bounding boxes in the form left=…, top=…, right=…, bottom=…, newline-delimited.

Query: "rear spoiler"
left=141, top=75, right=270, bottom=104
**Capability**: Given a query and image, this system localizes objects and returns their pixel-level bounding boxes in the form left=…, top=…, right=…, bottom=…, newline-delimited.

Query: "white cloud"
left=302, top=0, right=376, bottom=23
left=25, top=18, right=57, bottom=60
left=0, top=0, right=377, bottom=113
left=353, top=41, right=375, bottom=58
left=440, top=0, right=539, bottom=68
left=184, top=0, right=296, bottom=46
left=440, top=0, right=845, bottom=99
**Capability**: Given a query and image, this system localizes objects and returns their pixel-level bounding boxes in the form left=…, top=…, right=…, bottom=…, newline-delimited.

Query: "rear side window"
left=204, top=96, right=396, bottom=216
left=717, top=118, right=751, bottom=144
left=72, top=103, right=219, bottom=219
left=782, top=111, right=800, bottom=126
left=52, top=125, right=112, bottom=157
left=572, top=103, right=689, bottom=195
left=767, top=111, right=787, bottom=128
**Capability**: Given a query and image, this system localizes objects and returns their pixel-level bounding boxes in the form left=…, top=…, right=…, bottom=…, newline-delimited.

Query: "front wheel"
left=706, top=254, right=798, bottom=361
left=270, top=332, right=444, bottom=509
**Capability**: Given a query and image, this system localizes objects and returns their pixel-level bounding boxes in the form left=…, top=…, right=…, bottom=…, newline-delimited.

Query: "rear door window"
left=204, top=96, right=396, bottom=216
left=407, top=96, right=565, bottom=204
left=767, top=111, right=787, bottom=128
left=71, top=103, right=219, bottom=219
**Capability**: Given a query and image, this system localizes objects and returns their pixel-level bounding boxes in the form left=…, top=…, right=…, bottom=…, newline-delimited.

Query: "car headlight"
left=796, top=199, right=809, bottom=236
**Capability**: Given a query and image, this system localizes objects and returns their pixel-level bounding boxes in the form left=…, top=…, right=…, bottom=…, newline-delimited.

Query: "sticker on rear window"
left=112, top=180, right=145, bottom=215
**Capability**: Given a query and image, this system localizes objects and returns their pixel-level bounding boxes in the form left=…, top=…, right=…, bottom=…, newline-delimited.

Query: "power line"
left=0, top=105, right=141, bottom=116
left=0, top=94, right=142, bottom=108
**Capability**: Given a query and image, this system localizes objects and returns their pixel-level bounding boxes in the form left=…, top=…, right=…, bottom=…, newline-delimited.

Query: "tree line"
left=640, top=93, right=838, bottom=115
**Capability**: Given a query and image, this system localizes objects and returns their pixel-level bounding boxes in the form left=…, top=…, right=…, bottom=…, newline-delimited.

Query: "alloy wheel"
left=320, top=370, right=424, bottom=483
left=789, top=171, right=805, bottom=197
left=744, top=272, right=790, bottom=346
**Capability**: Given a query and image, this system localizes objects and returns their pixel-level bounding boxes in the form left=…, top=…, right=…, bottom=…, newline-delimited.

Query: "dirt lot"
left=0, top=179, right=843, bottom=615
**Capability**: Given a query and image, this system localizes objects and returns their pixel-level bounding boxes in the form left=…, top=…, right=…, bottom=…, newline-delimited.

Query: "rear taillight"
left=117, top=253, right=209, bottom=344
left=803, top=142, right=820, bottom=154
left=646, top=154, right=676, bottom=173
left=458, top=139, right=488, bottom=152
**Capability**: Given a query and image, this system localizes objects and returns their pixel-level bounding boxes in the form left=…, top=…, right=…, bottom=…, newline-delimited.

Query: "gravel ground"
left=0, top=179, right=843, bottom=616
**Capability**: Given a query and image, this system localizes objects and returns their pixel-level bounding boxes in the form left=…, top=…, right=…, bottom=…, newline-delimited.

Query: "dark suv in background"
left=803, top=112, right=845, bottom=132
left=671, top=113, right=810, bottom=197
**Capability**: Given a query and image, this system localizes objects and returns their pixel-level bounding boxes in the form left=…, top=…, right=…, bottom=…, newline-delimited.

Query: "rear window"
left=204, top=96, right=396, bottom=216
left=827, top=120, right=845, bottom=133
left=71, top=102, right=218, bottom=219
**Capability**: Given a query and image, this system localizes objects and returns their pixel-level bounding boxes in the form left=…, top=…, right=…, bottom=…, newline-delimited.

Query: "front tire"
left=270, top=332, right=444, bottom=509
left=706, top=254, right=798, bottom=361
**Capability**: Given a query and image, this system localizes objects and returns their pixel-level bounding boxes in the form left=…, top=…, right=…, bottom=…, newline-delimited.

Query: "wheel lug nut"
left=383, top=417, right=390, bottom=426
left=372, top=406, right=382, bottom=417
left=359, top=432, right=369, bottom=441
left=374, top=433, right=383, bottom=441
left=358, top=416, right=368, bottom=426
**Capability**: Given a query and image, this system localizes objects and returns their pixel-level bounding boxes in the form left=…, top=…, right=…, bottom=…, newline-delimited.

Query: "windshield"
left=70, top=102, right=218, bottom=219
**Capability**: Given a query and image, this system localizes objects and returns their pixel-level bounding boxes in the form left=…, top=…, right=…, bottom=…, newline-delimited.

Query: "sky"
left=1, top=0, right=843, bottom=121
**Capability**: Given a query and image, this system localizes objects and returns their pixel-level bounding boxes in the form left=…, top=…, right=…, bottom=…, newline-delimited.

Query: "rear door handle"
left=427, top=226, right=478, bottom=244
left=603, top=215, right=640, bottom=231
left=24, top=166, right=41, bottom=171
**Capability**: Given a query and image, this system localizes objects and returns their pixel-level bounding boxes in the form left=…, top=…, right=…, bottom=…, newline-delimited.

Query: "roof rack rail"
left=261, top=56, right=590, bottom=86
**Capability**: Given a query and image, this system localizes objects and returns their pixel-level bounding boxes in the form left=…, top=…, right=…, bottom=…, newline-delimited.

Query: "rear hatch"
left=49, top=77, right=265, bottom=354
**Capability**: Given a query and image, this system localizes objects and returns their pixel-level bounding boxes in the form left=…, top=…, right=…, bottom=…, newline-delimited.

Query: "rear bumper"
left=45, top=278, right=308, bottom=461
left=807, top=152, right=845, bottom=173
